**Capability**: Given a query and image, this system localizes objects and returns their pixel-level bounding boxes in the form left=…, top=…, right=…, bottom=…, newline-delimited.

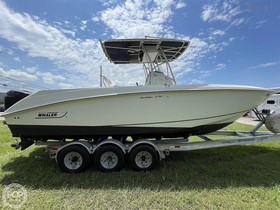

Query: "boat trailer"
left=31, top=111, right=280, bottom=173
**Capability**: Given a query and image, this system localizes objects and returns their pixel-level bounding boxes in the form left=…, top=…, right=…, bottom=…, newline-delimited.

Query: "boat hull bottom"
left=8, top=122, right=232, bottom=140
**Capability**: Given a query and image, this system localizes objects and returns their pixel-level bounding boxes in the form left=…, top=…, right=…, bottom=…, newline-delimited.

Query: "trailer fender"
left=128, top=140, right=164, bottom=159
left=92, top=140, right=126, bottom=154
left=55, top=141, right=93, bottom=162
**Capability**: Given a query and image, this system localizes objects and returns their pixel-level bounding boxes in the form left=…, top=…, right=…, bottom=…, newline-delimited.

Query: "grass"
left=1, top=121, right=280, bottom=209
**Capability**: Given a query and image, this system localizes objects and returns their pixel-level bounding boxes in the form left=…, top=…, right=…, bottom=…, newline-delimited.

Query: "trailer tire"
left=129, top=145, right=159, bottom=171
left=57, top=146, right=90, bottom=173
left=94, top=145, right=125, bottom=172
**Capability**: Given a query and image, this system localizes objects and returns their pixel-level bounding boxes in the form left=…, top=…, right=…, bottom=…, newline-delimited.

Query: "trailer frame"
left=33, top=118, right=280, bottom=173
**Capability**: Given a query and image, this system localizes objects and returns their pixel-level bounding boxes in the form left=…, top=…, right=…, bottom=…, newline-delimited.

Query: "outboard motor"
left=4, top=90, right=29, bottom=110
left=0, top=104, right=4, bottom=112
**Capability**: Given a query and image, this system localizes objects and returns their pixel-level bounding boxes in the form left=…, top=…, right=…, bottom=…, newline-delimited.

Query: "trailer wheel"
left=57, top=146, right=90, bottom=173
left=94, top=145, right=125, bottom=172
left=129, top=145, right=159, bottom=171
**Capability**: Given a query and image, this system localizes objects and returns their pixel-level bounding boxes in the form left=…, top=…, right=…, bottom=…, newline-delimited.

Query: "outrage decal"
left=35, top=112, right=68, bottom=119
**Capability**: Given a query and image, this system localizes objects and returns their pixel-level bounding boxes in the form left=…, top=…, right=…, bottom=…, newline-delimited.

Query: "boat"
left=2, top=37, right=272, bottom=150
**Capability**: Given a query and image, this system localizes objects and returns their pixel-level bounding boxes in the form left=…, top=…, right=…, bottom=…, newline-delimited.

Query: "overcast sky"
left=0, top=0, right=279, bottom=92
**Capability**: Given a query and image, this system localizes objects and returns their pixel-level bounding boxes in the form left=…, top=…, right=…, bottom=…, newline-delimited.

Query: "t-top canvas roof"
left=101, top=38, right=190, bottom=64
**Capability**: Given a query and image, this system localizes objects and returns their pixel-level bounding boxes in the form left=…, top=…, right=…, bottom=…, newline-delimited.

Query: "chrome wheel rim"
left=64, top=152, right=83, bottom=170
left=135, top=151, right=152, bottom=168
left=100, top=151, right=118, bottom=169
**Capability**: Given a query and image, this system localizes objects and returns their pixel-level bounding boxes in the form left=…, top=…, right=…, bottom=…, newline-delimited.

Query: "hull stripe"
left=8, top=123, right=232, bottom=139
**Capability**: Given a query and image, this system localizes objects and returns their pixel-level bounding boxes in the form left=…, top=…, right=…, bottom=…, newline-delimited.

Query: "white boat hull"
left=3, top=84, right=271, bottom=139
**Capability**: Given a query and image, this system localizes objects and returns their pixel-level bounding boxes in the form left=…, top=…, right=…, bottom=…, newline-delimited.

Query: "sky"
left=0, top=0, right=279, bottom=92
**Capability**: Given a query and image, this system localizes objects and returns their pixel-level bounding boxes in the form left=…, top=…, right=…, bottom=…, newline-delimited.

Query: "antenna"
left=100, top=65, right=102, bottom=88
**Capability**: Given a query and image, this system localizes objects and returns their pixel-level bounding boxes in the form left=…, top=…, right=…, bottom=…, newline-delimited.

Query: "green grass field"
left=1, top=121, right=280, bottom=209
